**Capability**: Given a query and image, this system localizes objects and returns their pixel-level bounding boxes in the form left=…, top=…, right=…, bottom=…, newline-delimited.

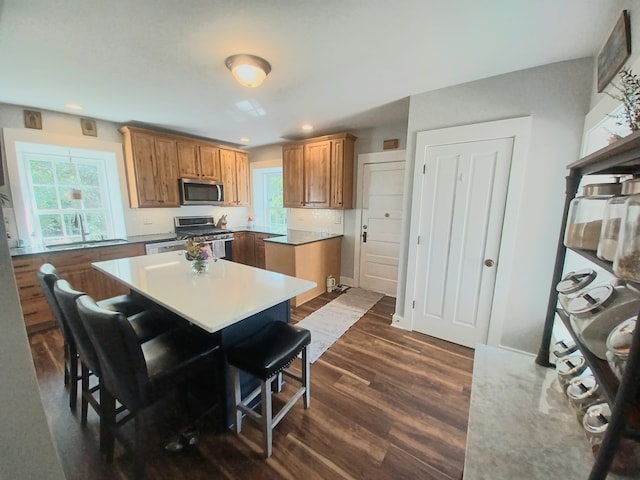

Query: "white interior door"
left=359, top=162, right=405, bottom=296
left=411, top=136, right=513, bottom=347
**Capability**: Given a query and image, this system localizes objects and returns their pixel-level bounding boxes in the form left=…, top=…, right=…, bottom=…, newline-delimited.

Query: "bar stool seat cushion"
left=97, top=294, right=144, bottom=317
left=227, top=322, right=311, bottom=380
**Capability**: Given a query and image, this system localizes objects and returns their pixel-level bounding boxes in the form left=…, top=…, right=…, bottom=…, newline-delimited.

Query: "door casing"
left=400, top=117, right=532, bottom=347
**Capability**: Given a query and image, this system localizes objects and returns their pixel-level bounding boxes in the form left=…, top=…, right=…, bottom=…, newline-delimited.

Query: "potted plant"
left=607, top=68, right=640, bottom=136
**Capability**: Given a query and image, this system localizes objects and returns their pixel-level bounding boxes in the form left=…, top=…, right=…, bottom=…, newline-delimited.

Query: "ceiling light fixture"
left=225, top=54, right=271, bottom=88
left=65, top=102, right=83, bottom=110
left=301, top=124, right=314, bottom=132
left=240, top=137, right=250, bottom=144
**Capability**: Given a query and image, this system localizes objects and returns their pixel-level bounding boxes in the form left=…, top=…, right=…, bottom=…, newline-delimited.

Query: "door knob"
left=484, top=259, right=495, bottom=267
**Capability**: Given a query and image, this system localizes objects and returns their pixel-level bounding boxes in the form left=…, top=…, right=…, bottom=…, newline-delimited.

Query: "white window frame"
left=3, top=128, right=127, bottom=245
left=252, top=166, right=286, bottom=229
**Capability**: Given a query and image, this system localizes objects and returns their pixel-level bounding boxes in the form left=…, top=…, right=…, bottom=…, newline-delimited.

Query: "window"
left=5, top=135, right=127, bottom=246
left=252, top=167, right=286, bottom=229
left=25, top=151, right=114, bottom=244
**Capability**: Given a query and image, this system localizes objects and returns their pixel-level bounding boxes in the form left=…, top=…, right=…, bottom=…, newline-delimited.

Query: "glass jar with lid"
left=567, top=374, right=602, bottom=422
left=598, top=178, right=640, bottom=261
left=556, top=268, right=597, bottom=310
left=606, top=317, right=636, bottom=381
left=565, top=283, right=640, bottom=359
left=565, top=182, right=622, bottom=251
left=556, top=354, right=587, bottom=392
left=583, top=402, right=639, bottom=476
left=552, top=338, right=578, bottom=359
left=614, top=189, right=640, bottom=281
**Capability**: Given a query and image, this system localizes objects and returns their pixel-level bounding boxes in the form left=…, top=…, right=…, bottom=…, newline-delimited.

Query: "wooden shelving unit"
left=536, top=130, right=640, bottom=479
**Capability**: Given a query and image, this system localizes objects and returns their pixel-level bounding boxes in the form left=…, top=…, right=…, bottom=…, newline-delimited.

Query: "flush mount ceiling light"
left=225, top=54, right=271, bottom=88
left=301, top=124, right=314, bottom=132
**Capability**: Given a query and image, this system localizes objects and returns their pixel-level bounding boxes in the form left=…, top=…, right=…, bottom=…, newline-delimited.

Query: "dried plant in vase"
left=606, top=68, right=640, bottom=133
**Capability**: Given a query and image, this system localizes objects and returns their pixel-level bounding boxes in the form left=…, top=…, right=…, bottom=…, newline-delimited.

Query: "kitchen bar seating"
left=226, top=321, right=311, bottom=458
left=76, top=294, right=221, bottom=479
left=37, top=263, right=166, bottom=410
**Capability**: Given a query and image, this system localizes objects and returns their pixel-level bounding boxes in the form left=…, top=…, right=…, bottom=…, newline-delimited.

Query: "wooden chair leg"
left=233, top=366, right=243, bottom=434
left=302, top=345, right=310, bottom=409
left=81, top=363, right=90, bottom=425
left=261, top=377, right=273, bottom=458
left=134, top=412, right=146, bottom=480
left=69, top=343, right=78, bottom=411
left=63, top=339, right=70, bottom=387
left=100, top=385, right=115, bottom=459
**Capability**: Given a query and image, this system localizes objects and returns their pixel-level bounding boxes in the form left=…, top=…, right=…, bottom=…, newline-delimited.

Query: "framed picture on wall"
left=23, top=109, right=42, bottom=129
left=597, top=10, right=631, bottom=93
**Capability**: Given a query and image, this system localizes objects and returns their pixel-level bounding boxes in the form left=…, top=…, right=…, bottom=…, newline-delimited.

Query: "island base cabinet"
left=265, top=237, right=341, bottom=307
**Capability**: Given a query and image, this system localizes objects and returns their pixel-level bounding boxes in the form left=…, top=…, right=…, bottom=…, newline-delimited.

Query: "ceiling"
left=0, top=1, right=631, bottom=148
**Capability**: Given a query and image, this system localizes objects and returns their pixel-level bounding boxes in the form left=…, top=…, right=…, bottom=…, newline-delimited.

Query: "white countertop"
left=92, top=251, right=316, bottom=333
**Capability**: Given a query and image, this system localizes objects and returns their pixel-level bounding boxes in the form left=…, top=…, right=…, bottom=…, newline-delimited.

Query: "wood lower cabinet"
left=265, top=237, right=341, bottom=307
left=232, top=232, right=275, bottom=268
left=11, top=243, right=145, bottom=334
left=283, top=133, right=356, bottom=209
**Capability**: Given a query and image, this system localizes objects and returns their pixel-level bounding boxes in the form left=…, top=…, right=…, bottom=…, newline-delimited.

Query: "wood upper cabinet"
left=177, top=141, right=221, bottom=181
left=304, top=140, right=331, bottom=208
left=121, top=125, right=243, bottom=208
left=220, top=148, right=250, bottom=206
left=121, top=126, right=180, bottom=208
left=283, top=145, right=304, bottom=207
left=199, top=145, right=221, bottom=180
left=282, top=133, right=356, bottom=209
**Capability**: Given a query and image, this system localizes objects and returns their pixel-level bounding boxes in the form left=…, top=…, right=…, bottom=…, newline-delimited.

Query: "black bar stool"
left=226, top=321, right=311, bottom=458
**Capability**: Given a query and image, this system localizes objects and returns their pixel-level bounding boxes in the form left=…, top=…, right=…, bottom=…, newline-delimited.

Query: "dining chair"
left=76, top=294, right=221, bottom=479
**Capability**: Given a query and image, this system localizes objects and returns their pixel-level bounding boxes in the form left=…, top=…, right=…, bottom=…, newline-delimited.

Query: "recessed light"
left=240, top=137, right=250, bottom=144
left=65, top=102, right=84, bottom=110
left=301, top=124, right=313, bottom=132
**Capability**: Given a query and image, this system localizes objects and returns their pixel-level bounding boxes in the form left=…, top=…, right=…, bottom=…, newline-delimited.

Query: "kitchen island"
left=264, top=231, right=342, bottom=307
left=92, top=251, right=316, bottom=426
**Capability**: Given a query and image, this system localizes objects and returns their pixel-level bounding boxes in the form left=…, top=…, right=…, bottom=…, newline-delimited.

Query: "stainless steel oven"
left=173, top=215, right=234, bottom=261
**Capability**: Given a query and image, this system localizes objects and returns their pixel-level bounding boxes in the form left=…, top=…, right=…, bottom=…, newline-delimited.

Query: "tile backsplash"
left=287, top=208, right=343, bottom=234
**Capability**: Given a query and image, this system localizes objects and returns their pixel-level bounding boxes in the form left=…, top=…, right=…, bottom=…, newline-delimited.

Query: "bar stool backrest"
left=53, top=279, right=100, bottom=375
left=37, top=263, right=68, bottom=337
left=76, top=295, right=150, bottom=411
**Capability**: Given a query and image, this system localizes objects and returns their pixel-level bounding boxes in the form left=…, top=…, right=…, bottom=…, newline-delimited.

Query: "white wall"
left=0, top=209, right=65, bottom=479
left=395, top=58, right=594, bottom=353
left=0, top=104, right=250, bottom=244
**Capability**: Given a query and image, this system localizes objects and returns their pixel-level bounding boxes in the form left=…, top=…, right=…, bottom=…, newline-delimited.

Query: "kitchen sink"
left=45, top=239, right=129, bottom=251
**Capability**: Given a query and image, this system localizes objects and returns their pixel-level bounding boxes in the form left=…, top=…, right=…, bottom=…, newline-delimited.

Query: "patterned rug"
left=296, top=288, right=384, bottom=363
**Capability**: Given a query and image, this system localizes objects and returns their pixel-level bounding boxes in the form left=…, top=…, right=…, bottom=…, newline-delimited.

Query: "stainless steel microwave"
left=179, top=178, right=224, bottom=205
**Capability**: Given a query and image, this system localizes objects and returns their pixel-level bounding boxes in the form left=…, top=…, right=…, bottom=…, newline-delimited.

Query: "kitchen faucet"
left=73, top=212, right=89, bottom=242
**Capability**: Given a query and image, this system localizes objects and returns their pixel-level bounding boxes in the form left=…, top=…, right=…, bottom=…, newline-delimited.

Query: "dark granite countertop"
left=263, top=230, right=342, bottom=246
left=9, top=233, right=177, bottom=257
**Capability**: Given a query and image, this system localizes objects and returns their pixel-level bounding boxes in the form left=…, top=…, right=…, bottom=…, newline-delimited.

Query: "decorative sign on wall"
left=597, top=9, right=631, bottom=93
left=383, top=139, right=399, bottom=150
left=80, top=118, right=97, bottom=137
left=23, top=109, right=42, bottom=129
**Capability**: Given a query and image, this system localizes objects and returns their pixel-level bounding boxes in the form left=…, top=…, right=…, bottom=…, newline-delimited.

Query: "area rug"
left=296, top=288, right=384, bottom=363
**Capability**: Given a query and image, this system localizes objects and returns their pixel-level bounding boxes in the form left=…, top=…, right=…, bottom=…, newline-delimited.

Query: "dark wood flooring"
left=29, top=291, right=474, bottom=479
